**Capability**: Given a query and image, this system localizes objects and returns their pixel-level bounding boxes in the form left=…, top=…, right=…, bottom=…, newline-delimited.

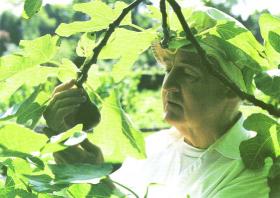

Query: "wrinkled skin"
left=43, top=79, right=100, bottom=134
left=161, top=48, right=241, bottom=148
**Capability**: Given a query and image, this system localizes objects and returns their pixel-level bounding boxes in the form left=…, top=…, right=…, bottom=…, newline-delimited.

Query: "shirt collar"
left=210, top=115, right=252, bottom=160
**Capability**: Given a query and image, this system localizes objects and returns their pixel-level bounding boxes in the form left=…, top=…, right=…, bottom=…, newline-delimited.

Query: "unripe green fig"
left=76, top=94, right=101, bottom=131
left=64, top=90, right=101, bottom=132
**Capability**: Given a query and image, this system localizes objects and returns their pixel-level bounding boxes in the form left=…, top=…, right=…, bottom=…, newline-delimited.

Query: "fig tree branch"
left=160, top=0, right=170, bottom=48
left=76, top=0, right=144, bottom=87
left=166, top=0, right=280, bottom=118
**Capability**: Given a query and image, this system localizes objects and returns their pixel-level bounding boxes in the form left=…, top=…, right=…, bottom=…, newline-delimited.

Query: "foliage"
left=22, top=0, right=43, bottom=19
left=0, top=0, right=279, bottom=197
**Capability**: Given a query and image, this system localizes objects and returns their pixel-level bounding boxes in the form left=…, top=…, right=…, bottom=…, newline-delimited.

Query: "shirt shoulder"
left=145, top=127, right=182, bottom=157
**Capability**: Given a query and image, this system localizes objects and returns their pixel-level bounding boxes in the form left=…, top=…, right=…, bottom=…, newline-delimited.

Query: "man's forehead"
left=152, top=42, right=203, bottom=70
left=174, top=48, right=203, bottom=68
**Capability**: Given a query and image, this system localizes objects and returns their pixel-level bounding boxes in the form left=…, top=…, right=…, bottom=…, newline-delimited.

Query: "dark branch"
left=76, top=0, right=144, bottom=87
left=160, top=0, right=170, bottom=48
left=166, top=0, right=280, bottom=118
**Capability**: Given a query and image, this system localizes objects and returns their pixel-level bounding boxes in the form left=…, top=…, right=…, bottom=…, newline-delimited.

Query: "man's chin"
left=163, top=111, right=184, bottom=125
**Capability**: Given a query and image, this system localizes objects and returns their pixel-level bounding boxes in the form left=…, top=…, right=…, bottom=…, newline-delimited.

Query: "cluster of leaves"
left=0, top=0, right=279, bottom=197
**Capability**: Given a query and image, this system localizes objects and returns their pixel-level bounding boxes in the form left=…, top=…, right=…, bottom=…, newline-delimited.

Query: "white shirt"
left=110, top=117, right=272, bottom=198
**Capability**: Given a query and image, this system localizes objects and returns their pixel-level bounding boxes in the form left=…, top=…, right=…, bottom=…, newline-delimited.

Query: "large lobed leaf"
left=165, top=6, right=268, bottom=94
left=240, top=113, right=280, bottom=169
left=40, top=124, right=84, bottom=154
left=259, top=13, right=280, bottom=68
left=49, top=163, right=113, bottom=185
left=0, top=34, right=59, bottom=82
left=89, top=89, right=146, bottom=163
left=0, top=123, right=48, bottom=154
left=99, top=28, right=156, bottom=82
left=0, top=34, right=59, bottom=101
left=55, top=0, right=132, bottom=37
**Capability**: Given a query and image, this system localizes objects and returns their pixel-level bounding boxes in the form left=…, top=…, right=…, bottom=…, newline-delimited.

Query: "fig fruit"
left=76, top=92, right=101, bottom=131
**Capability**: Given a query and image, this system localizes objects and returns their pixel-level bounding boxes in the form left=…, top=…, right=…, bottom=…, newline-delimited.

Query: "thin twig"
left=160, top=0, right=170, bottom=48
left=110, top=179, right=140, bottom=198
left=76, top=0, right=144, bottom=87
left=166, top=0, right=280, bottom=118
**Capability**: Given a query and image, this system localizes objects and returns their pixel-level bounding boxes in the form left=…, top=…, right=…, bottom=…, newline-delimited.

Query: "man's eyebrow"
left=175, top=62, right=202, bottom=74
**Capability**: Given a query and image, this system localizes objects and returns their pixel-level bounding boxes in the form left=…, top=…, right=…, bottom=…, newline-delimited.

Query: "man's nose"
left=162, top=70, right=180, bottom=93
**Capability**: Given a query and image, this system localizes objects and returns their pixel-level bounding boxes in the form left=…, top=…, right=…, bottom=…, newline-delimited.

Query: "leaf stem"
left=110, top=179, right=140, bottom=198
left=166, top=0, right=280, bottom=118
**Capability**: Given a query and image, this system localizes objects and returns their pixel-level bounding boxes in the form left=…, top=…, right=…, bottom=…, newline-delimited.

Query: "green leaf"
left=68, top=179, right=126, bottom=198
left=213, top=22, right=268, bottom=70
left=199, top=35, right=258, bottom=93
left=0, top=188, right=37, bottom=198
left=14, top=85, right=46, bottom=128
left=55, top=0, right=131, bottom=37
left=76, top=33, right=96, bottom=57
left=22, top=0, right=43, bottom=19
left=4, top=158, right=41, bottom=193
left=57, top=58, right=79, bottom=83
left=254, top=69, right=280, bottom=100
left=268, top=156, right=280, bottom=197
left=63, top=131, right=87, bottom=146
left=40, top=125, right=83, bottom=154
left=259, top=13, right=280, bottom=68
left=167, top=7, right=268, bottom=93
left=0, top=123, right=48, bottom=154
left=240, top=113, right=280, bottom=169
left=99, top=29, right=156, bottom=82
left=0, top=35, right=59, bottom=101
left=0, top=34, right=59, bottom=81
left=48, top=163, right=113, bottom=184
left=0, top=66, right=58, bottom=102
left=67, top=183, right=91, bottom=198
left=0, top=104, right=21, bottom=121
left=24, top=174, right=68, bottom=193
left=89, top=89, right=146, bottom=163
left=0, top=147, right=44, bottom=170
left=269, top=31, right=280, bottom=54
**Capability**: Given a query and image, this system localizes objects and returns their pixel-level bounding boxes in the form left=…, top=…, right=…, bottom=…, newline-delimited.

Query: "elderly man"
left=43, top=9, right=271, bottom=198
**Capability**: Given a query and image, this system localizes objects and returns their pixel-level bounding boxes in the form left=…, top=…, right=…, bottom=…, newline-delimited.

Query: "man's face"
left=161, top=48, right=228, bottom=129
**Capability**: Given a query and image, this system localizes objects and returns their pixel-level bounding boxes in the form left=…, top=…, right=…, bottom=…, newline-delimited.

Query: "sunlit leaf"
left=240, top=113, right=280, bottom=169
left=76, top=33, right=96, bottom=57
left=259, top=13, right=280, bottom=68
left=89, top=89, right=146, bottom=163
left=55, top=0, right=131, bottom=37
left=0, top=35, right=59, bottom=101
left=24, top=174, right=67, bottom=193
left=0, top=123, right=48, bottom=153
left=48, top=163, right=113, bottom=184
left=57, top=58, right=78, bottom=83
left=99, top=29, right=156, bottom=82
left=40, top=124, right=83, bottom=154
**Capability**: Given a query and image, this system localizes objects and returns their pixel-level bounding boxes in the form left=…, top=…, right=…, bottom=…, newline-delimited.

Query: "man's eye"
left=183, top=70, right=199, bottom=81
left=184, top=72, right=195, bottom=78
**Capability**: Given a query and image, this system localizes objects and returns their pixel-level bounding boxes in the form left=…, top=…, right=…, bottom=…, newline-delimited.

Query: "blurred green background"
left=0, top=0, right=279, bottom=131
